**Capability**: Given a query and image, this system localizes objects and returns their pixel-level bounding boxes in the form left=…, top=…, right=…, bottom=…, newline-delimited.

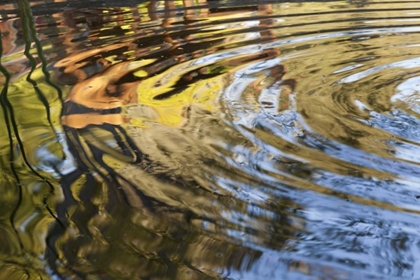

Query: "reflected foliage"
left=4, top=0, right=420, bottom=279
left=0, top=1, right=301, bottom=279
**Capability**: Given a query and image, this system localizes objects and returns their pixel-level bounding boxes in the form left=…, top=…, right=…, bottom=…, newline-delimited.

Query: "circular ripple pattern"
left=2, top=0, right=420, bottom=279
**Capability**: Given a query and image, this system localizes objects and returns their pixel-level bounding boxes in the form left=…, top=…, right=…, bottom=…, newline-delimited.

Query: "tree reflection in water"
left=0, top=1, right=302, bottom=279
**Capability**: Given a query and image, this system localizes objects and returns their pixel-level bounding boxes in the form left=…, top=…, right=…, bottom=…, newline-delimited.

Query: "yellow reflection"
left=58, top=1, right=276, bottom=129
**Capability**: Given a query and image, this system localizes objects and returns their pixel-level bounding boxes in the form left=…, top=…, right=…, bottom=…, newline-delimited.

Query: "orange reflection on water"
left=58, top=2, right=278, bottom=129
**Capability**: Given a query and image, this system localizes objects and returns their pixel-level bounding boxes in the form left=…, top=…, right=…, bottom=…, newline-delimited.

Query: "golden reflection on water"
left=3, top=0, right=420, bottom=279
left=0, top=2, right=302, bottom=279
left=57, top=2, right=279, bottom=129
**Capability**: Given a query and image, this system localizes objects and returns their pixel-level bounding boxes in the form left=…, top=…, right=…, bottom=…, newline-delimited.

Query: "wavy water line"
left=3, top=1, right=420, bottom=279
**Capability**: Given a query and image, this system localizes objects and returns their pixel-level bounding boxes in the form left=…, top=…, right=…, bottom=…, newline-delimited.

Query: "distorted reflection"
left=43, top=2, right=302, bottom=279
left=4, top=0, right=420, bottom=279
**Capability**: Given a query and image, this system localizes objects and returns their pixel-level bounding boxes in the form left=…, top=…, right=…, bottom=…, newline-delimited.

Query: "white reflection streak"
left=339, top=57, right=420, bottom=84
left=19, top=211, right=38, bottom=232
left=392, top=76, right=420, bottom=114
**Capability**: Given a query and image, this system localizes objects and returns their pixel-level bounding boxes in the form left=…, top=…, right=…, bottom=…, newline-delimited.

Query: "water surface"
left=1, top=0, right=420, bottom=279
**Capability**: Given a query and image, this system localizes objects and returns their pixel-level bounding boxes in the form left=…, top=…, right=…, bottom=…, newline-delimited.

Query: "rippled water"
left=2, top=0, right=420, bottom=279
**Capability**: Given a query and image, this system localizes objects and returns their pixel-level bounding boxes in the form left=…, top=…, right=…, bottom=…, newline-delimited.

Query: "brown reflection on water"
left=34, top=2, right=303, bottom=279
left=0, top=18, right=28, bottom=83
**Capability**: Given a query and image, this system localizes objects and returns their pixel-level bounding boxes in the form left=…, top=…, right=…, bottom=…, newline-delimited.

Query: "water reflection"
left=3, top=0, right=420, bottom=279
left=1, top=1, right=303, bottom=279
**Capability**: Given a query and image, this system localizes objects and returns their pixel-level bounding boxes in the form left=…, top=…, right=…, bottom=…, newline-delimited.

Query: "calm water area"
left=1, top=0, right=420, bottom=279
